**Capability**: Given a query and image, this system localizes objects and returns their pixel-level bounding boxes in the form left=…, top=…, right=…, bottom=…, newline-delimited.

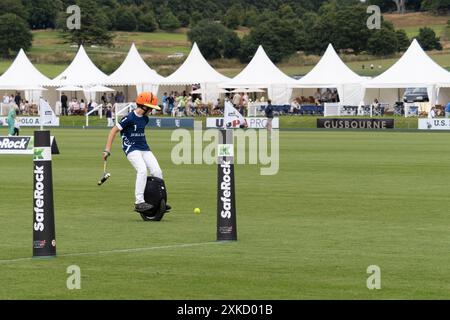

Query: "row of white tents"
left=0, top=39, right=449, bottom=111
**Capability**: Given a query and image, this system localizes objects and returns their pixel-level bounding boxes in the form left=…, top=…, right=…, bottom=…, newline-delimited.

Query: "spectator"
left=242, top=92, right=249, bottom=106
left=106, top=106, right=114, bottom=127
left=13, top=114, right=20, bottom=136
left=265, top=99, right=274, bottom=137
left=80, top=99, right=86, bottom=115
left=168, top=93, right=175, bottom=115
left=19, top=100, right=26, bottom=115
left=101, top=93, right=107, bottom=105
left=212, top=98, right=221, bottom=115
left=88, top=99, right=99, bottom=115
left=119, top=92, right=124, bottom=103
left=2, top=94, right=10, bottom=104
left=314, top=89, right=322, bottom=105
left=372, top=98, right=381, bottom=115
left=185, top=96, right=194, bottom=116
left=61, top=92, right=68, bottom=116
left=445, top=102, right=450, bottom=118
left=23, top=100, right=31, bottom=115
left=232, top=92, right=241, bottom=108
left=331, top=89, right=339, bottom=103
left=428, top=106, right=436, bottom=119
left=162, top=92, right=168, bottom=115
left=195, top=97, right=204, bottom=116
left=14, top=92, right=21, bottom=109
left=290, top=99, right=301, bottom=114
left=6, top=106, right=16, bottom=136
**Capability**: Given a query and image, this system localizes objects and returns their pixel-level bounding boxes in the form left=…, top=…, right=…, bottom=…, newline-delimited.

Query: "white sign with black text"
left=418, top=119, right=450, bottom=130
left=0, top=117, right=60, bottom=127
left=207, top=117, right=279, bottom=129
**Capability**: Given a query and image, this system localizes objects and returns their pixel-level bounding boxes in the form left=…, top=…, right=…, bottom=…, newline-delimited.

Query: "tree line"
left=0, top=0, right=447, bottom=60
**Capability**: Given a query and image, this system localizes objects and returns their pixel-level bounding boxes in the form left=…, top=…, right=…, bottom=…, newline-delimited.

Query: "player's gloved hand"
left=103, top=150, right=111, bottom=161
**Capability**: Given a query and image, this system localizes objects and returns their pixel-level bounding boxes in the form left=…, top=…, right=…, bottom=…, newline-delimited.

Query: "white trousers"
left=127, top=150, right=163, bottom=204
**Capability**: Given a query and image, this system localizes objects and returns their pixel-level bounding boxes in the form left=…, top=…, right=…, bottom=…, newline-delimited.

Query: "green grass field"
left=1, top=127, right=450, bottom=299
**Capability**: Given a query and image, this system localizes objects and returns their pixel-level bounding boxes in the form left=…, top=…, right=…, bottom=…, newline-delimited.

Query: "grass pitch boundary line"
left=0, top=241, right=224, bottom=264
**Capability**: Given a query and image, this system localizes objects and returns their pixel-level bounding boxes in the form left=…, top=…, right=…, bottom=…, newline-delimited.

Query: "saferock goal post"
left=217, top=129, right=237, bottom=241
left=32, top=131, right=57, bottom=258
left=1, top=131, right=59, bottom=258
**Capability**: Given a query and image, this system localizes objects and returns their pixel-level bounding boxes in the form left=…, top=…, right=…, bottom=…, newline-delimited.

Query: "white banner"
left=418, top=119, right=450, bottom=130
left=0, top=117, right=60, bottom=127
left=207, top=117, right=279, bottom=129
left=40, top=98, right=58, bottom=126
left=224, top=101, right=246, bottom=129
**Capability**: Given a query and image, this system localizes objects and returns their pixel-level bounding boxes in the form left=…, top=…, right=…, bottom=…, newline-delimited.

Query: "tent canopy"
left=86, top=85, right=115, bottom=92
left=292, top=44, right=363, bottom=88
left=221, top=46, right=297, bottom=88
left=364, top=39, right=450, bottom=88
left=0, top=49, right=50, bottom=90
left=46, top=45, right=109, bottom=87
left=56, top=85, right=83, bottom=92
left=107, top=43, right=164, bottom=86
left=159, top=43, right=229, bottom=85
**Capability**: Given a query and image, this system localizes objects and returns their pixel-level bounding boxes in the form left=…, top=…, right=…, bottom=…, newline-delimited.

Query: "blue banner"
left=147, top=118, right=195, bottom=128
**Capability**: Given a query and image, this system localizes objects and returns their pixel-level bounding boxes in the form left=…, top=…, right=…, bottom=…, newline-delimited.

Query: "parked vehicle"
left=403, top=88, right=429, bottom=103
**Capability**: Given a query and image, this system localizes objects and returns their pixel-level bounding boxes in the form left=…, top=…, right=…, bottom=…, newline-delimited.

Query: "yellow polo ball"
left=194, top=208, right=201, bottom=214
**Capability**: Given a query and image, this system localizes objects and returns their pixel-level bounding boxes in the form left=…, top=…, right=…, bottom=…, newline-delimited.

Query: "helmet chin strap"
left=138, top=105, right=151, bottom=115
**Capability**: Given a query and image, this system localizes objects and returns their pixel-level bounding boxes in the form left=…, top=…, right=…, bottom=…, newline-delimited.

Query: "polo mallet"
left=98, top=160, right=111, bottom=186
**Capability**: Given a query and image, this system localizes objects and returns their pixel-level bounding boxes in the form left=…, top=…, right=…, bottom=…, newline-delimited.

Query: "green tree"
left=138, top=12, right=158, bottom=32
left=0, top=0, right=28, bottom=21
left=0, top=13, right=33, bottom=58
left=303, top=4, right=372, bottom=54
left=158, top=7, right=181, bottom=31
left=115, top=9, right=138, bottom=31
left=278, top=4, right=297, bottom=20
left=242, top=7, right=259, bottom=27
left=443, top=20, right=450, bottom=41
left=239, top=17, right=299, bottom=63
left=416, top=27, right=442, bottom=50
left=23, top=0, right=62, bottom=29
left=177, top=12, right=190, bottom=28
left=223, top=5, right=243, bottom=29
left=367, top=28, right=398, bottom=55
left=396, top=29, right=410, bottom=51
left=421, top=0, right=450, bottom=13
left=60, top=0, right=114, bottom=47
left=188, top=20, right=241, bottom=59
left=189, top=11, right=203, bottom=28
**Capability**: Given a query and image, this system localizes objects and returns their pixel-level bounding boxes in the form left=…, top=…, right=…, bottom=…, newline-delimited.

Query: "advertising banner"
left=317, top=118, right=394, bottom=129
left=207, top=117, right=279, bottom=129
left=418, top=119, right=450, bottom=130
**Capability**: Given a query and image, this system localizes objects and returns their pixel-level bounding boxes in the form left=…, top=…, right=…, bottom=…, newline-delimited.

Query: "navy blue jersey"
left=265, top=104, right=274, bottom=119
left=117, top=111, right=150, bottom=155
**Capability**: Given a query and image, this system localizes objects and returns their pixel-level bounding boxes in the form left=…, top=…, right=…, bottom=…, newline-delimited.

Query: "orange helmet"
left=136, top=92, right=160, bottom=111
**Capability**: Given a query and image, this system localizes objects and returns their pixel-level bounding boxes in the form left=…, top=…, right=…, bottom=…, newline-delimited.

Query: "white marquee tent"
left=46, top=45, right=109, bottom=87
left=106, top=43, right=164, bottom=99
left=363, top=39, right=450, bottom=107
left=0, top=49, right=50, bottom=104
left=291, top=44, right=365, bottom=105
left=44, top=45, right=110, bottom=111
left=158, top=43, right=230, bottom=103
left=220, top=46, right=296, bottom=105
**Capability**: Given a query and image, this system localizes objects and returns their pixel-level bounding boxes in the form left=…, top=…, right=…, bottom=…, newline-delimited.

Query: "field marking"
left=0, top=241, right=225, bottom=264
